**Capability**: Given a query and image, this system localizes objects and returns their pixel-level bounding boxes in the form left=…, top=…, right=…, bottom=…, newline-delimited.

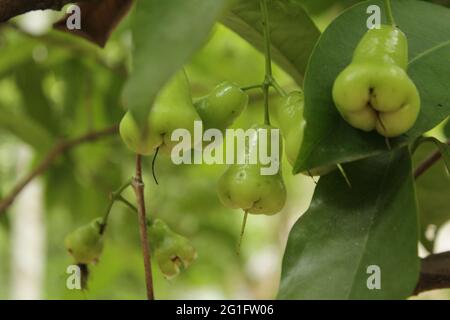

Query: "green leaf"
left=221, top=0, right=320, bottom=85
left=421, top=137, right=450, bottom=173
left=294, top=0, right=450, bottom=173
left=444, top=120, right=450, bottom=138
left=122, top=0, right=230, bottom=124
left=279, top=148, right=419, bottom=299
left=413, top=140, right=450, bottom=252
left=0, top=108, right=53, bottom=151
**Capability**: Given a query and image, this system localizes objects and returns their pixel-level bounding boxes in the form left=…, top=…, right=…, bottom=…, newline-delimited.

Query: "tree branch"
left=132, top=154, right=155, bottom=300
left=0, top=0, right=96, bottom=22
left=0, top=124, right=118, bottom=215
left=414, top=251, right=450, bottom=295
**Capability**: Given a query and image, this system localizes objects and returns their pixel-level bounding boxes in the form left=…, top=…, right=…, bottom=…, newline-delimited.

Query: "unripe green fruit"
left=332, top=25, right=420, bottom=137
left=273, top=91, right=306, bottom=167
left=194, top=82, right=248, bottom=131
left=64, top=218, right=104, bottom=264
left=217, top=124, right=287, bottom=215
left=119, top=70, right=201, bottom=155
left=148, top=219, right=197, bottom=279
left=272, top=92, right=336, bottom=177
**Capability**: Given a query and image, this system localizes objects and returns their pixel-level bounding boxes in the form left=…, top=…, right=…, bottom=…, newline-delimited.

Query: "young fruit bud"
left=119, top=69, right=201, bottom=155
left=64, top=218, right=104, bottom=264
left=148, top=219, right=197, bottom=279
left=332, top=25, right=420, bottom=137
left=194, top=82, right=248, bottom=131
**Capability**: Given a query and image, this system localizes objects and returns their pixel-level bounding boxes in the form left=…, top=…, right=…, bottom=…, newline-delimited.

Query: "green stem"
left=241, top=84, right=263, bottom=92
left=116, top=195, right=154, bottom=227
left=384, top=0, right=396, bottom=27
left=270, top=78, right=287, bottom=97
left=263, top=82, right=271, bottom=125
left=261, top=0, right=273, bottom=78
left=116, top=195, right=138, bottom=213
left=261, top=0, right=273, bottom=125
left=100, top=179, right=132, bottom=234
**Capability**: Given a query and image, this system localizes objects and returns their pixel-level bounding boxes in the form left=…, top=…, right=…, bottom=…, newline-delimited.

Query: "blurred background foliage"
left=0, top=0, right=449, bottom=300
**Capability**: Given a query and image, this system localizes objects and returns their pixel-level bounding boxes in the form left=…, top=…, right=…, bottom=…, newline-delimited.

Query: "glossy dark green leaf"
left=221, top=0, right=320, bottom=85
left=421, top=137, right=450, bottom=173
left=279, top=148, right=419, bottom=299
left=294, top=0, right=450, bottom=173
left=413, top=141, right=450, bottom=252
left=444, top=120, right=450, bottom=138
left=122, top=0, right=230, bottom=124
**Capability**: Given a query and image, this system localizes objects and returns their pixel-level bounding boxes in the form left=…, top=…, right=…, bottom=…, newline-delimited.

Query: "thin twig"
left=132, top=154, right=154, bottom=300
left=414, top=251, right=450, bottom=295
left=414, top=138, right=450, bottom=179
left=0, top=125, right=119, bottom=215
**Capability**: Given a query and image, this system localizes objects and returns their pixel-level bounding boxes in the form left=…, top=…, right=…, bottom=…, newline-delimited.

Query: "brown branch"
left=0, top=124, right=118, bottom=215
left=414, top=251, right=450, bottom=295
left=0, top=0, right=96, bottom=22
left=414, top=138, right=450, bottom=179
left=132, top=154, right=155, bottom=300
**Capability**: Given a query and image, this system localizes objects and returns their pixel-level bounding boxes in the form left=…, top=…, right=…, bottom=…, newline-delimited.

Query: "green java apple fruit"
left=119, top=70, right=201, bottom=155
left=332, top=25, right=420, bottom=137
left=148, top=219, right=197, bottom=279
left=273, top=92, right=335, bottom=177
left=273, top=91, right=305, bottom=167
left=64, top=218, right=104, bottom=264
left=194, top=82, right=248, bottom=131
left=217, top=124, right=287, bottom=215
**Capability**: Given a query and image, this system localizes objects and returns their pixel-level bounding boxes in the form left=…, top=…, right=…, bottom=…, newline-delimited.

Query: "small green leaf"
left=122, top=0, right=230, bottom=125
left=294, top=0, right=450, bottom=173
left=279, top=148, right=419, bottom=299
left=221, top=0, right=320, bottom=85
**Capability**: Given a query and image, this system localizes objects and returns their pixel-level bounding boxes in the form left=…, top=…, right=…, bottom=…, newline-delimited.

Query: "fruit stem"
left=236, top=210, right=249, bottom=255
left=116, top=195, right=138, bottom=212
left=116, top=195, right=154, bottom=226
left=261, top=0, right=273, bottom=79
left=261, top=0, right=273, bottom=126
left=241, top=84, right=263, bottom=92
left=100, top=179, right=132, bottom=234
left=132, top=154, right=155, bottom=300
left=270, top=77, right=287, bottom=97
left=384, top=0, right=396, bottom=27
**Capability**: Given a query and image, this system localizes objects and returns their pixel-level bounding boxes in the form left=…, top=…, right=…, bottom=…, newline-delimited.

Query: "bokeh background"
left=0, top=0, right=449, bottom=299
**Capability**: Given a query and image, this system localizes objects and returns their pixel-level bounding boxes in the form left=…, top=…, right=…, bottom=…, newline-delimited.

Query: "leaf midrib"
left=345, top=152, right=396, bottom=299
